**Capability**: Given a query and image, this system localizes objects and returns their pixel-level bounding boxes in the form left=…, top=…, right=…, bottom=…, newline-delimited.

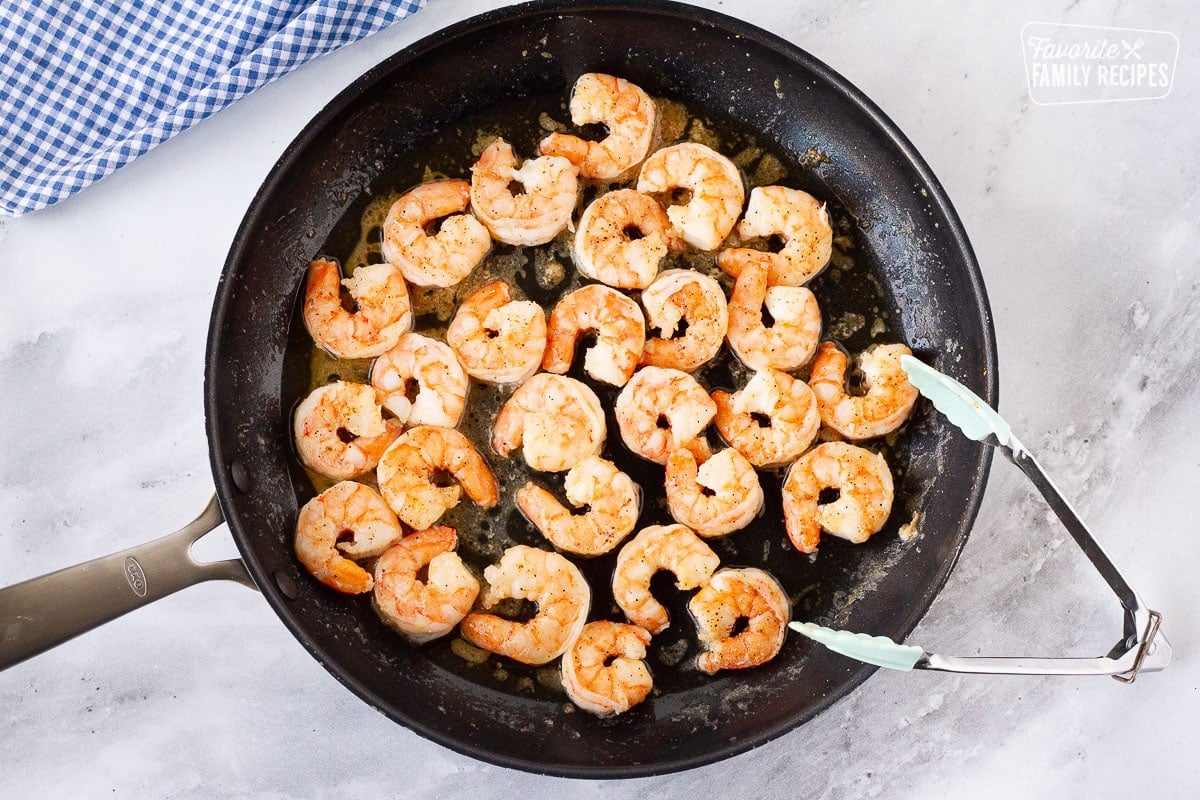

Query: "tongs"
left=790, top=357, right=1170, bottom=682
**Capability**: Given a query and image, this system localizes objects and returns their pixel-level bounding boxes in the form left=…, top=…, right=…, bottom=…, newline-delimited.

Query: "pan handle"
left=0, top=495, right=256, bottom=671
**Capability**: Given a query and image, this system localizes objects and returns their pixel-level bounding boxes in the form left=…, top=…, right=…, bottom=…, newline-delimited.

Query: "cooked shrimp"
left=491, top=373, right=606, bottom=472
left=561, top=621, right=653, bottom=716
left=573, top=189, right=680, bottom=290
left=636, top=142, right=744, bottom=251
left=665, top=447, right=764, bottom=538
left=376, top=425, right=499, bottom=531
left=725, top=256, right=821, bottom=371
left=782, top=441, right=894, bottom=554
left=470, top=138, right=577, bottom=246
left=381, top=180, right=491, bottom=288
left=809, top=342, right=919, bottom=440
left=612, top=524, right=719, bottom=635
left=639, top=269, right=729, bottom=372
left=539, top=73, right=658, bottom=182
left=294, top=481, right=402, bottom=595
left=460, top=545, right=590, bottom=665
left=373, top=526, right=480, bottom=643
left=689, top=567, right=789, bottom=674
left=712, top=369, right=819, bottom=468
left=542, top=284, right=646, bottom=386
left=615, top=366, right=717, bottom=464
left=370, top=333, right=468, bottom=428
left=303, top=259, right=412, bottom=359
left=716, top=186, right=832, bottom=286
left=446, top=280, right=547, bottom=384
left=294, top=381, right=401, bottom=480
left=516, top=456, right=640, bottom=556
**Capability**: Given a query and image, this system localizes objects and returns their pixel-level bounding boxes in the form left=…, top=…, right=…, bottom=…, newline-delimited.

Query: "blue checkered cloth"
left=0, top=0, right=423, bottom=217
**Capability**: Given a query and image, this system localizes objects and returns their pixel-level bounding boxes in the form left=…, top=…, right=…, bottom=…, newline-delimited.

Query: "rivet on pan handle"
left=791, top=358, right=1170, bottom=682
left=0, top=495, right=256, bottom=671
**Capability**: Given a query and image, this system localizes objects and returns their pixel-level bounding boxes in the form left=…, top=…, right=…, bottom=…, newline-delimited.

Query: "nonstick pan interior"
left=205, top=0, right=996, bottom=777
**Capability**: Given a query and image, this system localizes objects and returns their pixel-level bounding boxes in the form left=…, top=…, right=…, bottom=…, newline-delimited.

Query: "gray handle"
left=0, top=495, right=257, bottom=670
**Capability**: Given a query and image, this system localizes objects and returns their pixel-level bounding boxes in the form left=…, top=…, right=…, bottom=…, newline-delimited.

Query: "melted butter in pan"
left=300, top=91, right=909, bottom=702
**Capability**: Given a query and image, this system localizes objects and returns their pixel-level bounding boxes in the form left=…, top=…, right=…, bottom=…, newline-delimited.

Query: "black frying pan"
left=0, top=0, right=996, bottom=778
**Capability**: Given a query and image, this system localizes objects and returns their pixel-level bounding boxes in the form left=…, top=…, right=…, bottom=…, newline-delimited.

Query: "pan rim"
left=205, top=0, right=998, bottom=778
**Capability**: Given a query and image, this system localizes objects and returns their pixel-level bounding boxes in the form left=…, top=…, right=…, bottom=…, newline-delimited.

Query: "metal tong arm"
left=915, top=609, right=1167, bottom=677
left=915, top=432, right=1168, bottom=681
left=791, top=611, right=1166, bottom=678
left=1002, top=435, right=1139, bottom=626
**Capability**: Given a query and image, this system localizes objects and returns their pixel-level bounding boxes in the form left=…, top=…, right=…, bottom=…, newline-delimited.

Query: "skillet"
left=0, top=0, right=997, bottom=778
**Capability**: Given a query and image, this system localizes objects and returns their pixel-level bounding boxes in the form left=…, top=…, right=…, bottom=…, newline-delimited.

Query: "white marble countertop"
left=2, top=0, right=1196, bottom=797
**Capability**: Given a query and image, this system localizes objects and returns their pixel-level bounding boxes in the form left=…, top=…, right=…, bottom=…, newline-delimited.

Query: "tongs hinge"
left=1112, top=609, right=1164, bottom=683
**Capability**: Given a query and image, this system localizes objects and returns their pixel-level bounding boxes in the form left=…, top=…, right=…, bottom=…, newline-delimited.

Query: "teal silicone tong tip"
left=789, top=622, right=924, bottom=671
left=899, top=355, right=1010, bottom=445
